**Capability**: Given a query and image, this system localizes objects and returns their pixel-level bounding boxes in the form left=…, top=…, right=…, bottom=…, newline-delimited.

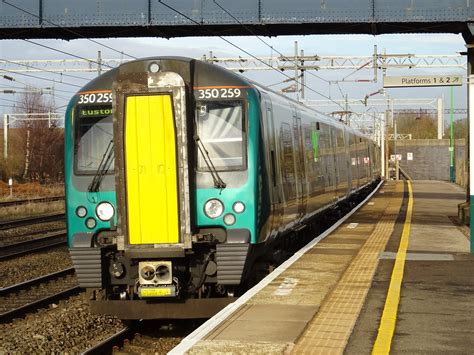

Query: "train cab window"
left=74, top=106, right=114, bottom=175
left=196, top=100, right=246, bottom=171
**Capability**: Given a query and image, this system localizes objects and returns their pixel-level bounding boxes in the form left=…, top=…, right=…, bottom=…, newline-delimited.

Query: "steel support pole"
left=394, top=111, right=399, bottom=180
left=3, top=114, right=8, bottom=160
left=450, top=86, right=455, bottom=182
left=381, top=113, right=385, bottom=178
left=470, top=74, right=474, bottom=253
left=294, top=41, right=299, bottom=101
left=385, top=110, right=389, bottom=179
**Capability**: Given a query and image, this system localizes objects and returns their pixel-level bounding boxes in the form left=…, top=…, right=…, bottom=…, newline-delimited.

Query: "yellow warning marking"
left=125, top=95, right=179, bottom=245
left=372, top=180, right=413, bottom=354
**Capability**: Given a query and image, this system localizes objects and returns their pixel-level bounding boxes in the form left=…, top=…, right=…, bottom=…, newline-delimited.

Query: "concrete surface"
left=347, top=180, right=474, bottom=354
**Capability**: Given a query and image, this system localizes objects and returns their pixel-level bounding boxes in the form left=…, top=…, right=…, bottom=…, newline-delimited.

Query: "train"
left=65, top=56, right=381, bottom=319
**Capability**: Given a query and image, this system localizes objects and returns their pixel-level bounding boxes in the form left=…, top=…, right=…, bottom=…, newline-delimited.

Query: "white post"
left=3, top=114, right=8, bottom=160
left=437, top=97, right=444, bottom=139
left=8, top=177, right=12, bottom=198
left=381, top=113, right=385, bottom=178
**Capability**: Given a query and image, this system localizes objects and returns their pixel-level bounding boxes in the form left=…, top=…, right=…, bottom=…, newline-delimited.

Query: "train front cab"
left=80, top=59, right=259, bottom=319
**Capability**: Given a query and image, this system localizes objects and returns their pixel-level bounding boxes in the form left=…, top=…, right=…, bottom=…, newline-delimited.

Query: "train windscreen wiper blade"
left=194, top=134, right=226, bottom=189
left=88, top=139, right=114, bottom=192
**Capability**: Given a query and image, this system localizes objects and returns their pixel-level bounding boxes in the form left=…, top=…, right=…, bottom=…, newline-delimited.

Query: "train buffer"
left=171, top=180, right=474, bottom=354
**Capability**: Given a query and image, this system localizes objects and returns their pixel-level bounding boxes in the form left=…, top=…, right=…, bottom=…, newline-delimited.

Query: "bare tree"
left=12, top=90, right=64, bottom=183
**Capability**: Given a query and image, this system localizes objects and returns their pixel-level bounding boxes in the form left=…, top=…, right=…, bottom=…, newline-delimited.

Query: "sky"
left=0, top=32, right=467, bottom=128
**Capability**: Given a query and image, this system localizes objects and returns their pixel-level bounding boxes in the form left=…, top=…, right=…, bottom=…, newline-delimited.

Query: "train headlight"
left=223, top=213, right=236, bottom=226
left=86, top=217, right=97, bottom=229
left=232, top=202, right=245, bottom=214
left=148, top=62, right=160, bottom=73
left=76, top=206, right=87, bottom=218
left=204, top=199, right=224, bottom=219
left=96, top=202, right=114, bottom=221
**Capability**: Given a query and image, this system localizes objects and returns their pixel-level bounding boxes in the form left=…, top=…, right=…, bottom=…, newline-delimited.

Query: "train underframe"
left=81, top=180, right=379, bottom=319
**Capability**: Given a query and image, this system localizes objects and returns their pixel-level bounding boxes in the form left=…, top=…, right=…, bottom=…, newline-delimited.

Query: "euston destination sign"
left=384, top=75, right=463, bottom=88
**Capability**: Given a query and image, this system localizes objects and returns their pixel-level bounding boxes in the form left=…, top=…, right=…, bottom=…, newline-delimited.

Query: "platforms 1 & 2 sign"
left=384, top=75, right=462, bottom=88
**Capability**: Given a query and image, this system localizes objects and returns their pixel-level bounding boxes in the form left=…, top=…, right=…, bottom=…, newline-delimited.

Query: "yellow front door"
left=125, top=95, right=179, bottom=244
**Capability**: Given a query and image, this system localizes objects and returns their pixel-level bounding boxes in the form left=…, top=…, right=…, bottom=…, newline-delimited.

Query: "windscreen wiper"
left=88, top=139, right=114, bottom=192
left=194, top=134, right=226, bottom=189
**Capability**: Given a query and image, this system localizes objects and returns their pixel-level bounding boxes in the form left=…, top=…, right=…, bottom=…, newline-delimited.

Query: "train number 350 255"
left=197, top=88, right=241, bottom=99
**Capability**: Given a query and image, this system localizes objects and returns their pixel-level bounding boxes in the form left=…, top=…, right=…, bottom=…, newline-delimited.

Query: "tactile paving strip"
left=293, top=181, right=404, bottom=354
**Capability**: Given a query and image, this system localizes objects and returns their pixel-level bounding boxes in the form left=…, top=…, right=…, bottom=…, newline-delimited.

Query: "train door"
left=350, top=134, right=359, bottom=190
left=293, top=106, right=306, bottom=220
left=329, top=127, right=339, bottom=199
left=343, top=127, right=353, bottom=192
left=280, top=121, right=299, bottom=225
left=124, top=94, right=180, bottom=244
left=260, top=92, right=281, bottom=240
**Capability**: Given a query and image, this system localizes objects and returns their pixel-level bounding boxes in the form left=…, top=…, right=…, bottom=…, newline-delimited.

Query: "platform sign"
left=390, top=154, right=402, bottom=161
left=407, top=152, right=413, bottom=161
left=384, top=75, right=462, bottom=88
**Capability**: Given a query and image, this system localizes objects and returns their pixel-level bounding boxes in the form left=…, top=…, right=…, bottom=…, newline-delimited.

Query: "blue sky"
left=0, top=33, right=467, bottom=122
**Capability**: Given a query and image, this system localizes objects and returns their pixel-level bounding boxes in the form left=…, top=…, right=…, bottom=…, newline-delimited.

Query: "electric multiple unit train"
left=65, top=57, right=380, bottom=319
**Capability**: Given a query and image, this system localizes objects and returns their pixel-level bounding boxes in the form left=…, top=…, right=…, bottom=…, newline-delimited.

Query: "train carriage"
left=65, top=56, right=380, bottom=319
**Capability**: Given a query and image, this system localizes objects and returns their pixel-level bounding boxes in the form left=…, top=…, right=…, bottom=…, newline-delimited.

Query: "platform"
left=170, top=180, right=474, bottom=354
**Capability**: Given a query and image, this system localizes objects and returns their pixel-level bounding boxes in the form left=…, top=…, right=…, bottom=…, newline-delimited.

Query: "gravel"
left=0, top=293, right=123, bottom=353
left=115, top=320, right=201, bottom=354
left=0, top=221, right=66, bottom=246
left=0, top=246, right=72, bottom=288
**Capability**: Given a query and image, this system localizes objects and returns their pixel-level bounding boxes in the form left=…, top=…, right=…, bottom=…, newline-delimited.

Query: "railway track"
left=0, top=213, right=65, bottom=230
left=0, top=230, right=67, bottom=260
left=83, top=320, right=201, bottom=354
left=83, top=323, right=141, bottom=355
left=0, top=267, right=80, bottom=323
left=0, top=196, right=64, bottom=208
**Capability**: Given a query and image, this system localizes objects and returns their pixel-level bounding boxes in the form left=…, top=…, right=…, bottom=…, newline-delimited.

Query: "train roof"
left=73, top=56, right=372, bottom=141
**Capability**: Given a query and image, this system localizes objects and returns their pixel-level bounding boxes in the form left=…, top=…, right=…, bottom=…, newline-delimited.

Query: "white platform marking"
left=273, top=277, right=299, bottom=296
left=347, top=223, right=359, bottom=229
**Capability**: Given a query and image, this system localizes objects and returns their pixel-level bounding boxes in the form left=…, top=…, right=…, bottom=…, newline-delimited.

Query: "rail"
left=0, top=196, right=64, bottom=208
left=0, top=268, right=79, bottom=323
left=0, top=231, right=67, bottom=260
left=82, top=322, right=142, bottom=355
left=0, top=213, right=65, bottom=230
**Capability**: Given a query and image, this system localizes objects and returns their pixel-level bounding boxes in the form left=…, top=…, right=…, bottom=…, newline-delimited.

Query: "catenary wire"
left=213, top=1, right=353, bottom=112
left=22, top=39, right=115, bottom=70
left=1, top=68, right=83, bottom=88
left=2, top=0, right=137, bottom=60
left=158, top=0, right=346, bottom=110
left=1, top=58, right=90, bottom=82
left=212, top=1, right=331, bottom=84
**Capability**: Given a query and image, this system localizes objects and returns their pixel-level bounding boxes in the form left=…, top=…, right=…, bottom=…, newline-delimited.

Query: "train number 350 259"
left=197, top=88, right=241, bottom=99
left=78, top=92, right=113, bottom=104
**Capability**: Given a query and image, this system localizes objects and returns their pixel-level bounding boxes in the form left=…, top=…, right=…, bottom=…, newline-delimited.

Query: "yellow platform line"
left=372, top=180, right=413, bottom=354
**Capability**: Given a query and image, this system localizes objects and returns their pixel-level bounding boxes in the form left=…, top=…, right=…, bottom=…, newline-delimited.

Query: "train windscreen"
left=74, top=106, right=114, bottom=175
left=195, top=100, right=246, bottom=171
